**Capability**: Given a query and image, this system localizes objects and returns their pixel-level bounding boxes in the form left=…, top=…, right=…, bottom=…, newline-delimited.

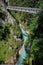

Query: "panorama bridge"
left=6, top=6, right=42, bottom=14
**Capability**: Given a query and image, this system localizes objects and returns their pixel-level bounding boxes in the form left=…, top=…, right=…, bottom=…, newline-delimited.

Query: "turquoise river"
left=15, top=28, right=28, bottom=65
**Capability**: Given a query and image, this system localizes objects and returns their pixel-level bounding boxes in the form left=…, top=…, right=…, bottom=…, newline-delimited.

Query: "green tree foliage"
left=23, top=11, right=43, bottom=65
left=3, top=22, right=11, bottom=40
left=9, top=0, right=40, bottom=8
left=0, top=59, right=5, bottom=64
left=31, top=11, right=43, bottom=65
left=0, top=21, right=10, bottom=40
left=0, top=19, right=4, bottom=40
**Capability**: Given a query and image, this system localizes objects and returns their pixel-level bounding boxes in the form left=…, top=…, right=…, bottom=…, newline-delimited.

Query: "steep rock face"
left=7, top=11, right=15, bottom=24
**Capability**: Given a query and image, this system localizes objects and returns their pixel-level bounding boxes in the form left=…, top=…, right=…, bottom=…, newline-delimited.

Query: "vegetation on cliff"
left=0, top=17, right=21, bottom=63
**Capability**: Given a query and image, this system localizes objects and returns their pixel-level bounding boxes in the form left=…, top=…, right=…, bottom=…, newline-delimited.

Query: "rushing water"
left=15, top=28, right=28, bottom=65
